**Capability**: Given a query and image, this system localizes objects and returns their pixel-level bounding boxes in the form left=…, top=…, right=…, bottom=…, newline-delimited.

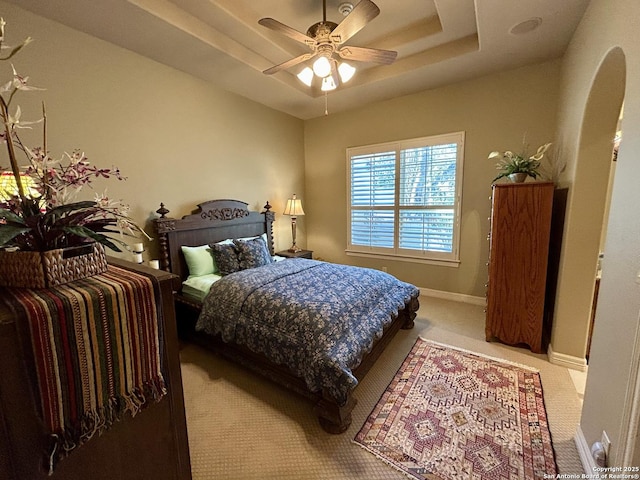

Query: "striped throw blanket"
left=2, top=265, right=166, bottom=474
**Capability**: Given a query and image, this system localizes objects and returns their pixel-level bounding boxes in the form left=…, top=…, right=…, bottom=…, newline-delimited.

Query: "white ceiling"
left=8, top=0, right=590, bottom=120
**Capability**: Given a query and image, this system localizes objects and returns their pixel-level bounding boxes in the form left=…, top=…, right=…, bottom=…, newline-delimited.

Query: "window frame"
left=346, top=131, right=465, bottom=267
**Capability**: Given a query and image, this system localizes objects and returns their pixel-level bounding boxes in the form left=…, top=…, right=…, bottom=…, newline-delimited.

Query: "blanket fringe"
left=47, top=435, right=58, bottom=476
left=45, top=376, right=167, bottom=473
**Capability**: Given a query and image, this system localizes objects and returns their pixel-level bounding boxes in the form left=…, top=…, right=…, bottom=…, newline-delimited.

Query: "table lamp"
left=283, top=194, right=305, bottom=252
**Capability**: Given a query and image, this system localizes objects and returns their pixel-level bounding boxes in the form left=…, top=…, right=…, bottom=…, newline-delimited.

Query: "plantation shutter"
left=398, top=143, right=457, bottom=253
left=350, top=151, right=395, bottom=249
left=347, top=132, right=464, bottom=264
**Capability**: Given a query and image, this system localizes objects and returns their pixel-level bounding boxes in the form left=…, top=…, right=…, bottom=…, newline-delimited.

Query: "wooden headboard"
left=153, top=199, right=275, bottom=282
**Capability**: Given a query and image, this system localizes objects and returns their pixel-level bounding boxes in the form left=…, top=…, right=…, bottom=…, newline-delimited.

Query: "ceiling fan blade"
left=331, top=59, right=340, bottom=88
left=259, top=18, right=317, bottom=48
left=329, top=0, right=380, bottom=45
left=263, top=53, right=314, bottom=75
left=337, top=45, right=397, bottom=65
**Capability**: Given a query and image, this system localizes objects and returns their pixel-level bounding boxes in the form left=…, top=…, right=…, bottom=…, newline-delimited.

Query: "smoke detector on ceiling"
left=509, top=17, right=542, bottom=35
left=338, top=2, right=354, bottom=16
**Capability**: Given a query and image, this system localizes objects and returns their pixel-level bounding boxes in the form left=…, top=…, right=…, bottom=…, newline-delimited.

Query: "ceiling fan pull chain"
left=324, top=92, right=329, bottom=116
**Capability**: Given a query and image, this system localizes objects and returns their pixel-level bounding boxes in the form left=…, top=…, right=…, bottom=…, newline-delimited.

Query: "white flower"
left=529, top=142, right=552, bottom=161
left=0, top=64, right=43, bottom=93
left=6, top=105, right=43, bottom=129
left=488, top=141, right=552, bottom=182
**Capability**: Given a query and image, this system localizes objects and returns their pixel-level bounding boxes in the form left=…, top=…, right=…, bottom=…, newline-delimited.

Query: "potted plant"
left=0, top=18, right=148, bottom=287
left=489, top=142, right=552, bottom=183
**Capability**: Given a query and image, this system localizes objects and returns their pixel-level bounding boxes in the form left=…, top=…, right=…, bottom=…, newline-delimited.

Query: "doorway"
left=573, top=46, right=627, bottom=466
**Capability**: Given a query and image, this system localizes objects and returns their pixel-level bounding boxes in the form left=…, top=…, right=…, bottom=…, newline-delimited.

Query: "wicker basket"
left=0, top=243, right=108, bottom=288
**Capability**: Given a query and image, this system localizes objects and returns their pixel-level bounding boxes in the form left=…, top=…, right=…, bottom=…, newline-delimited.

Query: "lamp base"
left=288, top=244, right=302, bottom=253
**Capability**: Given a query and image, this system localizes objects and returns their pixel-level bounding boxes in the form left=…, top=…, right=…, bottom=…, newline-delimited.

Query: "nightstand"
left=276, top=249, right=313, bottom=259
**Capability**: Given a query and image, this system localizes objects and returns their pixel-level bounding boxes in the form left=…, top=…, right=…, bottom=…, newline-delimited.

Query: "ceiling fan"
left=258, top=0, right=397, bottom=91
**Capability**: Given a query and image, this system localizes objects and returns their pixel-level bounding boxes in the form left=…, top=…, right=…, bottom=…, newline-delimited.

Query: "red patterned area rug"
left=354, top=338, right=557, bottom=479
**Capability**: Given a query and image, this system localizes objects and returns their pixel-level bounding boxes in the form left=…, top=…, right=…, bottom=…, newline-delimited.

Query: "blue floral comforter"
left=196, top=259, right=419, bottom=405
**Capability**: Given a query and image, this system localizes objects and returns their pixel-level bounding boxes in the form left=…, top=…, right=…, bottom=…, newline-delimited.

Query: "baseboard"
left=419, top=288, right=486, bottom=306
left=548, top=343, right=588, bottom=372
left=418, top=290, right=590, bottom=372
left=575, top=426, right=597, bottom=474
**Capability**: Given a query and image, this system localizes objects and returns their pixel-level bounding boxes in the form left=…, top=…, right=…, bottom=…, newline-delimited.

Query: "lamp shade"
left=338, top=62, right=356, bottom=83
left=283, top=194, right=305, bottom=216
left=297, top=67, right=314, bottom=87
left=312, top=56, right=332, bottom=78
left=321, top=76, right=337, bottom=91
left=0, top=172, right=37, bottom=201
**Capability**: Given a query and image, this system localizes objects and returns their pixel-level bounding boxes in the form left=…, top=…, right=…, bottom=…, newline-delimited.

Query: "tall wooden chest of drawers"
left=485, top=182, right=555, bottom=354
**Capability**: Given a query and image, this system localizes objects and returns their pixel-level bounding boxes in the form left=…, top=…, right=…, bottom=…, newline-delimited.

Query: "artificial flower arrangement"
left=489, top=141, right=552, bottom=182
left=0, top=18, right=148, bottom=254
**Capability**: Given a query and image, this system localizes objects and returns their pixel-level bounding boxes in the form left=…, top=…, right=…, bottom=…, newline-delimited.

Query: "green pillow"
left=181, top=245, right=216, bottom=276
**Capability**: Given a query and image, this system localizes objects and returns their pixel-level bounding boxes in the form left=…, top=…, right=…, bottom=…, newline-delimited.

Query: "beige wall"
left=304, top=60, right=561, bottom=298
left=553, top=0, right=640, bottom=466
left=1, top=2, right=305, bottom=261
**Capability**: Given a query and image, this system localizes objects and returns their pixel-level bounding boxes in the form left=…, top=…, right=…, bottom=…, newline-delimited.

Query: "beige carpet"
left=179, top=295, right=584, bottom=479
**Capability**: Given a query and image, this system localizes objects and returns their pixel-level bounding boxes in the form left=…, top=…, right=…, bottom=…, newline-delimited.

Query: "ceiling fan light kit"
left=297, top=67, right=315, bottom=86
left=312, top=55, right=332, bottom=78
left=321, top=76, right=336, bottom=92
left=259, top=0, right=397, bottom=92
left=297, top=60, right=355, bottom=90
left=338, top=62, right=356, bottom=82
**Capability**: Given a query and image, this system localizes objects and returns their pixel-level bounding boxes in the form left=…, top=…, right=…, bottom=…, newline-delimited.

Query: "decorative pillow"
left=181, top=245, right=216, bottom=276
left=238, top=233, right=269, bottom=246
left=233, top=236, right=274, bottom=270
left=210, top=242, right=241, bottom=276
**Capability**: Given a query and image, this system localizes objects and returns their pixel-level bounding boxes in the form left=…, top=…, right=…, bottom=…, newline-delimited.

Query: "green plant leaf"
left=0, top=225, right=31, bottom=245
left=492, top=172, right=509, bottom=182
left=44, top=201, right=97, bottom=223
left=61, top=226, right=122, bottom=252
left=50, top=209, right=100, bottom=228
left=0, top=208, right=26, bottom=224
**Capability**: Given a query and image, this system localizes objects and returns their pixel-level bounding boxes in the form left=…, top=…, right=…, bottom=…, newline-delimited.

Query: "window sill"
left=345, top=250, right=460, bottom=268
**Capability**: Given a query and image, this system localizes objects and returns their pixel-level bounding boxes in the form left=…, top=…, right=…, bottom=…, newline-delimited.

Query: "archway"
left=573, top=46, right=627, bottom=465
left=574, top=47, right=626, bottom=359
left=551, top=47, right=626, bottom=367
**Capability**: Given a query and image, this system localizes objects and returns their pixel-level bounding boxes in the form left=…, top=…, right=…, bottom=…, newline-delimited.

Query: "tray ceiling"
left=7, top=0, right=589, bottom=119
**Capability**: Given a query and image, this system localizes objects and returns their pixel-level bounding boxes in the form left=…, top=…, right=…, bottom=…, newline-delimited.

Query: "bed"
left=153, top=199, right=420, bottom=433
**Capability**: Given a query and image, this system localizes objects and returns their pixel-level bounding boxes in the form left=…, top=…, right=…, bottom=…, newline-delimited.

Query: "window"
left=347, top=131, right=464, bottom=265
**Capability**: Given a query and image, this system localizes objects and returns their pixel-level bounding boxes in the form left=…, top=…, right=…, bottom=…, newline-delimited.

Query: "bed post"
left=402, top=296, right=420, bottom=329
left=262, top=201, right=276, bottom=256
left=155, top=203, right=175, bottom=272
left=315, top=393, right=357, bottom=434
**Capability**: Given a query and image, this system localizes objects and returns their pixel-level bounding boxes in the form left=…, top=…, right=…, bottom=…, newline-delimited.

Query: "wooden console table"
left=0, top=258, right=192, bottom=480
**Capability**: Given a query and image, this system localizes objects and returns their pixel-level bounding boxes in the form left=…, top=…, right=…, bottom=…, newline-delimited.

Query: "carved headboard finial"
left=156, top=203, right=170, bottom=218
left=263, top=201, right=275, bottom=225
